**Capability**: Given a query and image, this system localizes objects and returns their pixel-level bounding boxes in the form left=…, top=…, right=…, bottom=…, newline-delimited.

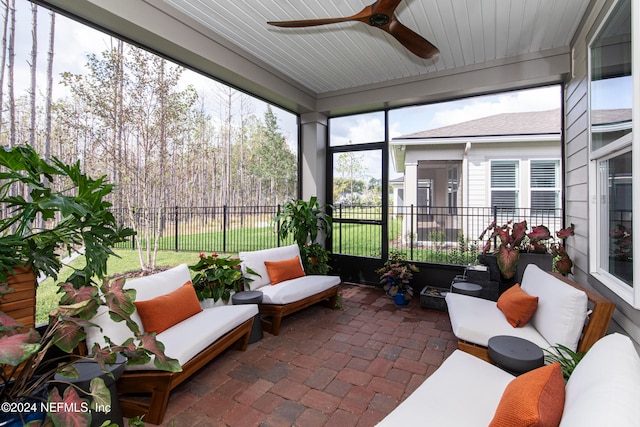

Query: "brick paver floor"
left=155, top=283, right=457, bottom=426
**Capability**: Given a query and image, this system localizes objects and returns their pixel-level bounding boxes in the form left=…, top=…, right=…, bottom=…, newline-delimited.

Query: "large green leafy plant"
left=274, top=196, right=332, bottom=273
left=479, top=220, right=575, bottom=279
left=0, top=145, right=180, bottom=426
left=274, top=196, right=332, bottom=247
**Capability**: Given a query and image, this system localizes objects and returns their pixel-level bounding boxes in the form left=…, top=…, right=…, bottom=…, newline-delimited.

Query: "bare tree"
left=44, top=10, right=54, bottom=160
left=7, top=0, right=15, bottom=146
left=28, top=2, right=37, bottom=147
left=0, top=1, right=9, bottom=137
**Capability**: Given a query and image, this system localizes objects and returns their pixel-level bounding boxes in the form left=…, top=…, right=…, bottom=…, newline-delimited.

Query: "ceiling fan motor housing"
left=369, top=13, right=390, bottom=27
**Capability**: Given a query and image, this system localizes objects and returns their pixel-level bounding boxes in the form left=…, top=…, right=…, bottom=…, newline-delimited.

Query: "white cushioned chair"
left=239, top=244, right=341, bottom=335
left=445, top=264, right=614, bottom=360
left=86, top=264, right=258, bottom=424
left=377, top=333, right=640, bottom=426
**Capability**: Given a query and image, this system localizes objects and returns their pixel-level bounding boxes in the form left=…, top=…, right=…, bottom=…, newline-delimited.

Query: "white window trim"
left=589, top=146, right=634, bottom=303
left=587, top=0, right=639, bottom=307
left=490, top=159, right=520, bottom=209
left=529, top=159, right=561, bottom=211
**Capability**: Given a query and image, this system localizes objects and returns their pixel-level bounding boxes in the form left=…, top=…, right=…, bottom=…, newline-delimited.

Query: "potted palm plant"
left=0, top=145, right=179, bottom=426
left=274, top=196, right=332, bottom=273
left=376, top=251, right=419, bottom=307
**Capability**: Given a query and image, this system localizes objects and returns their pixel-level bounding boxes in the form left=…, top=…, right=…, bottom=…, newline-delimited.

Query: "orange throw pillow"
left=489, top=362, right=565, bottom=427
left=497, top=284, right=539, bottom=327
left=134, top=281, right=202, bottom=334
left=264, top=256, right=306, bottom=285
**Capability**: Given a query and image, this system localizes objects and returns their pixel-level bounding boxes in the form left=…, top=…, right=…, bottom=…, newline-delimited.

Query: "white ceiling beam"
left=317, top=47, right=570, bottom=116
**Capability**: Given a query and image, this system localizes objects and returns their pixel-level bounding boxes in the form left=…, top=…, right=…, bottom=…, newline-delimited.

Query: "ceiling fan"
left=267, top=0, right=439, bottom=60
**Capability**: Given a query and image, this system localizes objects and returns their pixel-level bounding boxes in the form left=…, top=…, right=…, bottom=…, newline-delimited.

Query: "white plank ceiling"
left=155, top=0, right=591, bottom=95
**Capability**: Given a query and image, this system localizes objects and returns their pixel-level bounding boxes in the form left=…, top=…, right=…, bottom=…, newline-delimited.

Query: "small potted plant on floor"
left=376, top=251, right=419, bottom=307
left=189, top=253, right=259, bottom=307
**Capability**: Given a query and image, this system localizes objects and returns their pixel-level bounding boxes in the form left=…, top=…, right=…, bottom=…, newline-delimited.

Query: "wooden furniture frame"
left=259, top=285, right=339, bottom=335
left=117, top=318, right=253, bottom=424
left=458, top=272, right=615, bottom=363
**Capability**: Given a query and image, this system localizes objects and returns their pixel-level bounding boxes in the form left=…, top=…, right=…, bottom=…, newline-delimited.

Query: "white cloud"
left=429, top=86, right=561, bottom=128
left=330, top=113, right=385, bottom=145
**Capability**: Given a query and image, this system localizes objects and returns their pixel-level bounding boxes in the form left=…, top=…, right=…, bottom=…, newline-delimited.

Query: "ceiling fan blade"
left=387, top=18, right=439, bottom=59
left=267, top=16, right=354, bottom=28
left=267, top=1, right=439, bottom=60
left=371, top=0, right=404, bottom=16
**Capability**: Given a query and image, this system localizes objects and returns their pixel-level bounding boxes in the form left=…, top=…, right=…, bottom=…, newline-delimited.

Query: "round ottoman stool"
left=232, top=290, right=264, bottom=343
left=451, top=281, right=483, bottom=297
left=488, top=335, right=544, bottom=375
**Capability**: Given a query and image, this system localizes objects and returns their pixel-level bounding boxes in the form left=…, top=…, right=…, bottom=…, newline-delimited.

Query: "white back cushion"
left=560, top=333, right=640, bottom=426
left=126, top=263, right=192, bottom=301
left=86, top=264, right=192, bottom=348
left=239, top=244, right=302, bottom=289
left=520, top=264, right=587, bottom=351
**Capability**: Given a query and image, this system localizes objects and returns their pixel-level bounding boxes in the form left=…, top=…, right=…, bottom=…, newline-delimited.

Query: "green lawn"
left=117, top=225, right=292, bottom=253
left=35, top=249, right=212, bottom=324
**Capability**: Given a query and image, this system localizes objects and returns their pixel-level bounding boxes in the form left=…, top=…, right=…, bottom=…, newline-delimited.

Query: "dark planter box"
left=478, top=253, right=552, bottom=295
left=420, top=286, right=449, bottom=311
left=515, top=252, right=553, bottom=283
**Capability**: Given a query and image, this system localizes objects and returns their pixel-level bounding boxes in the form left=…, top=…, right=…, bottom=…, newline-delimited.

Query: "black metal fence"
left=112, top=206, right=288, bottom=253
left=112, top=205, right=563, bottom=265
left=330, top=204, right=562, bottom=264
left=386, top=205, right=563, bottom=264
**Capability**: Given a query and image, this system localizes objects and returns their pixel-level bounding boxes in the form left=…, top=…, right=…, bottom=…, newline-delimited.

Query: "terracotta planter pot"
left=0, top=266, right=37, bottom=330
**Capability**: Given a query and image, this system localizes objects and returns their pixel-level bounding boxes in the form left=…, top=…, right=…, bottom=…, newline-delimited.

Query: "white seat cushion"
left=560, top=333, right=640, bottom=426
left=377, top=350, right=514, bottom=427
left=125, top=305, right=258, bottom=370
left=260, top=275, right=340, bottom=305
left=86, top=264, right=258, bottom=371
left=520, top=264, right=588, bottom=351
left=445, top=292, right=551, bottom=349
left=239, top=244, right=302, bottom=289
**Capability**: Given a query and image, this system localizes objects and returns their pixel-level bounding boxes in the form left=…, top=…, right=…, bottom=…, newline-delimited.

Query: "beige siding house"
left=391, top=110, right=562, bottom=242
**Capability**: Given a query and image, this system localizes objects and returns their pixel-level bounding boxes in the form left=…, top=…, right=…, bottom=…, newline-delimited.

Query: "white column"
left=404, top=163, right=418, bottom=243
left=300, top=112, right=328, bottom=204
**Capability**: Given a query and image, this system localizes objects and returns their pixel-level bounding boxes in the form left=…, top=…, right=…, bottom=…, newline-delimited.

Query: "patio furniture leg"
left=118, top=373, right=173, bottom=425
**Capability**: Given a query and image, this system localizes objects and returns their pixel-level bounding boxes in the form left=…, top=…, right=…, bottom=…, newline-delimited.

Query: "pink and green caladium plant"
left=0, top=275, right=181, bottom=426
left=480, top=221, right=575, bottom=278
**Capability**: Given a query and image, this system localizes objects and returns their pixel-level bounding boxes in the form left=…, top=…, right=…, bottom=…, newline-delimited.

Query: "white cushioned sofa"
left=239, top=244, right=341, bottom=335
left=377, top=333, right=640, bottom=426
left=445, top=264, right=614, bottom=360
left=86, top=264, right=258, bottom=424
